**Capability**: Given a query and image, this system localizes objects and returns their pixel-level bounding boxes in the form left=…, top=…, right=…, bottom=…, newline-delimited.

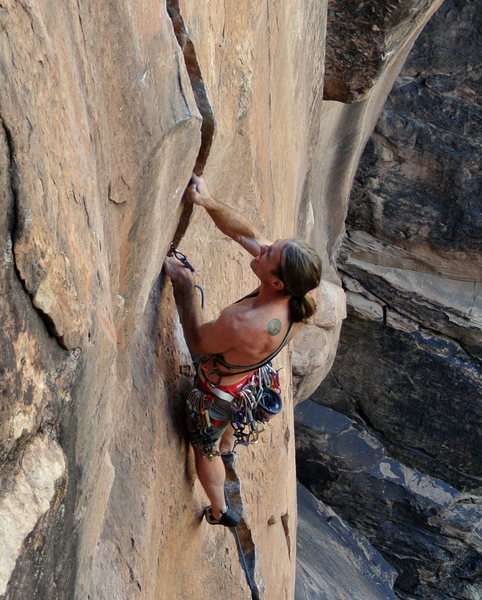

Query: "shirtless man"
left=163, top=174, right=321, bottom=527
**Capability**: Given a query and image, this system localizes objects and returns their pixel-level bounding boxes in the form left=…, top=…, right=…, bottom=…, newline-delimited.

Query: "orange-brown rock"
left=0, top=1, right=447, bottom=598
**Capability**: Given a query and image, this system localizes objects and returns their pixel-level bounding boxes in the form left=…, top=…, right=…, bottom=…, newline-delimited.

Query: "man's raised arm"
left=187, top=174, right=270, bottom=257
left=163, top=256, right=239, bottom=356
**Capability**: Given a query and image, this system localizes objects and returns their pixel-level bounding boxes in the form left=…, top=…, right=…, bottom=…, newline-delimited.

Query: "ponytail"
left=274, top=239, right=322, bottom=323
left=289, top=294, right=317, bottom=323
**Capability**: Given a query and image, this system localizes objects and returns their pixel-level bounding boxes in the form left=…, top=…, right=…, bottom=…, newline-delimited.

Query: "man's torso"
left=200, top=291, right=298, bottom=386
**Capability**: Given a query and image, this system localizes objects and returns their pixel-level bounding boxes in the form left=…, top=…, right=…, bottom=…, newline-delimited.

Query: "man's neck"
left=256, top=283, right=289, bottom=305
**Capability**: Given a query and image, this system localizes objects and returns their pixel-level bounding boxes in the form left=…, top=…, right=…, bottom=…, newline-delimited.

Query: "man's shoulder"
left=215, top=303, right=247, bottom=332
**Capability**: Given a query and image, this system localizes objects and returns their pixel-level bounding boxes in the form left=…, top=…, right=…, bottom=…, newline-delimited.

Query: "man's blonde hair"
left=274, top=239, right=322, bottom=323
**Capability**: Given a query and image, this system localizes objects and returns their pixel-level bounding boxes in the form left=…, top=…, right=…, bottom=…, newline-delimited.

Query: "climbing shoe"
left=204, top=506, right=240, bottom=528
left=220, top=451, right=235, bottom=469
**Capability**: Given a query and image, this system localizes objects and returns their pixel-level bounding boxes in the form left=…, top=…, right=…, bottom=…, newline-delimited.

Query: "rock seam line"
left=225, top=465, right=262, bottom=600
left=339, top=265, right=479, bottom=362
left=166, top=0, right=215, bottom=248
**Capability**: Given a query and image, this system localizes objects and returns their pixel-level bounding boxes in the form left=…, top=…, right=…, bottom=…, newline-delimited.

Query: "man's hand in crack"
left=186, top=172, right=265, bottom=254
left=187, top=173, right=216, bottom=209
left=163, top=256, right=195, bottom=288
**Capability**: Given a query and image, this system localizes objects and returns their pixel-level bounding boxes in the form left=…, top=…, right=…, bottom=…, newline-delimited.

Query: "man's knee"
left=219, top=427, right=235, bottom=452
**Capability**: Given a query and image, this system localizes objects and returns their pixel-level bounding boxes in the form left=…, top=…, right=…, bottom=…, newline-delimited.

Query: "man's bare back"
left=163, top=188, right=298, bottom=384
left=200, top=290, right=299, bottom=386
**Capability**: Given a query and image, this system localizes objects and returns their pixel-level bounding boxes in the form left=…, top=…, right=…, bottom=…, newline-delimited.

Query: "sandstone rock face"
left=1, top=0, right=461, bottom=598
left=0, top=435, right=66, bottom=596
left=1, top=1, right=342, bottom=599
left=292, top=282, right=347, bottom=403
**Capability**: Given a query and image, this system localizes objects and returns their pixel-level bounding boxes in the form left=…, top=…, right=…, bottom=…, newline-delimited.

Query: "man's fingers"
left=187, top=183, right=199, bottom=204
left=163, top=256, right=194, bottom=283
left=187, top=173, right=212, bottom=208
left=189, top=174, right=201, bottom=193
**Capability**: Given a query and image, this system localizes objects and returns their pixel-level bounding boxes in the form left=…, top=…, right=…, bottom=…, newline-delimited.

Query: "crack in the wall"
left=1, top=117, right=67, bottom=350
left=166, top=1, right=215, bottom=248
left=164, top=5, right=265, bottom=592
left=224, top=463, right=262, bottom=600
left=330, top=371, right=372, bottom=431
left=280, top=512, right=291, bottom=559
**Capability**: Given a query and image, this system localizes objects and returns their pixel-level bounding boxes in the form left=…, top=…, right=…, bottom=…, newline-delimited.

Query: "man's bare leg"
left=219, top=425, right=236, bottom=455
left=194, top=446, right=227, bottom=519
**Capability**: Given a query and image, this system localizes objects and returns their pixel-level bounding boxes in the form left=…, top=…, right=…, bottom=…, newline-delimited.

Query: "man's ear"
left=272, top=277, right=284, bottom=291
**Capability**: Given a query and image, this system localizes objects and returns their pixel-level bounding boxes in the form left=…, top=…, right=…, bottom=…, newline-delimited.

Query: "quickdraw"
left=228, top=364, right=280, bottom=448
left=170, top=244, right=205, bottom=309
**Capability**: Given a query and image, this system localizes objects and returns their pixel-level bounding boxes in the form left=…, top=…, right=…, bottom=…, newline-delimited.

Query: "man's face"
left=250, top=239, right=289, bottom=287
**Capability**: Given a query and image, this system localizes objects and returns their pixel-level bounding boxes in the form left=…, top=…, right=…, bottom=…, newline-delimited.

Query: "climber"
left=163, top=174, right=322, bottom=527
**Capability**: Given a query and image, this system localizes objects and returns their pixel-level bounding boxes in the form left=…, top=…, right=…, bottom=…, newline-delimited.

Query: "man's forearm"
left=204, top=196, right=262, bottom=244
left=188, top=175, right=266, bottom=253
left=172, top=279, right=204, bottom=353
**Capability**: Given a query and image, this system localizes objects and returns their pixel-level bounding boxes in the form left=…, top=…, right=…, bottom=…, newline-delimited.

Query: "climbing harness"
left=170, top=244, right=205, bottom=308
left=202, top=321, right=294, bottom=387
left=179, top=268, right=290, bottom=456
left=187, top=363, right=282, bottom=455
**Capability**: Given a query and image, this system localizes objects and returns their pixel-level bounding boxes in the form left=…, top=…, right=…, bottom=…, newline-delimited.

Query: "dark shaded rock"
left=347, top=98, right=482, bottom=255
left=345, top=0, right=482, bottom=267
left=296, top=483, right=398, bottom=600
left=312, top=314, right=481, bottom=490
left=295, top=401, right=482, bottom=600
left=325, top=0, right=482, bottom=490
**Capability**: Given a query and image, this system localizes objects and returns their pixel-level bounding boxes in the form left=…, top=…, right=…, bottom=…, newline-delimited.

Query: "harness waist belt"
left=197, top=368, right=236, bottom=403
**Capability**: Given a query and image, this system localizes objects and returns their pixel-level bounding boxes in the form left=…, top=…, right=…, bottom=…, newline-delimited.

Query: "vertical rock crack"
left=165, top=5, right=264, bottom=593
left=166, top=1, right=215, bottom=247
left=224, top=465, right=263, bottom=600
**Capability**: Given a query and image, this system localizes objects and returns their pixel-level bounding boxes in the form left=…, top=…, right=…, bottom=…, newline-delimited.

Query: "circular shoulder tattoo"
left=267, top=318, right=282, bottom=336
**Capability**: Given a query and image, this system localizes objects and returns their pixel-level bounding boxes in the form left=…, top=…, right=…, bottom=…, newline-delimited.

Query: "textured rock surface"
left=296, top=401, right=482, bottom=600
left=0, top=435, right=66, bottom=596
left=324, top=0, right=445, bottom=103
left=0, top=1, right=338, bottom=598
left=296, top=483, right=398, bottom=600
left=308, top=0, right=444, bottom=282
left=296, top=3, right=482, bottom=597
left=316, top=313, right=481, bottom=491
left=292, top=282, right=346, bottom=403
